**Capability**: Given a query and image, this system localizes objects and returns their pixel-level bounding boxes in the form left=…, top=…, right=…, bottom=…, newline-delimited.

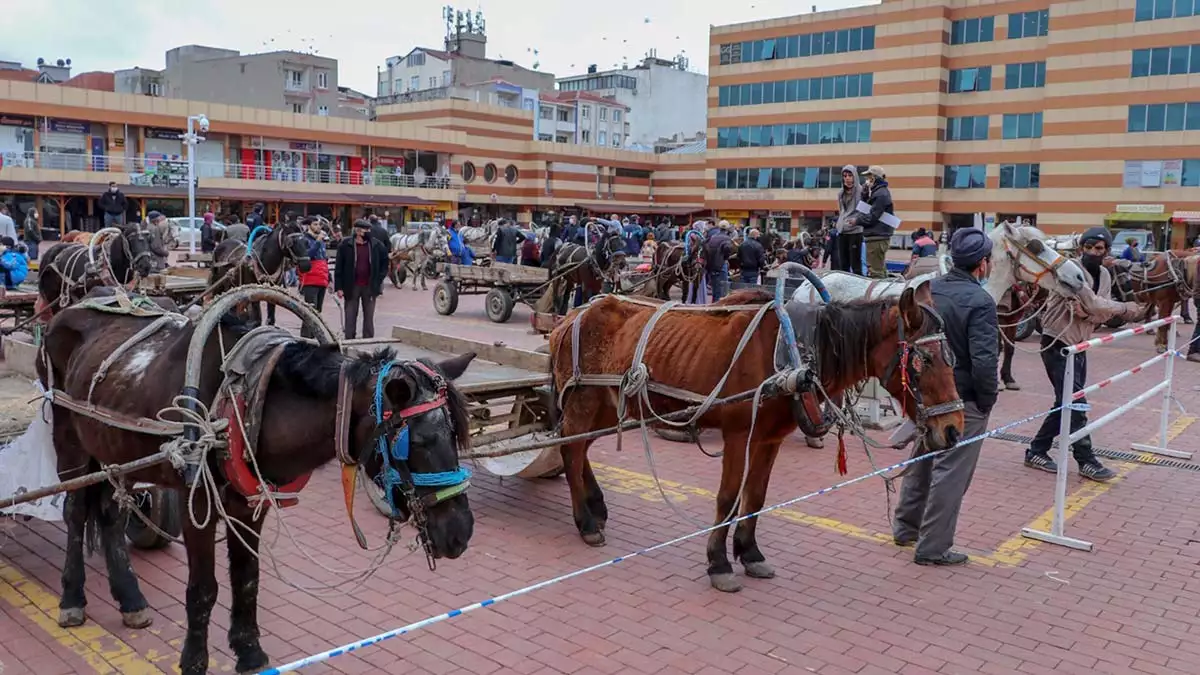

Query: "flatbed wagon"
left=432, top=262, right=550, bottom=324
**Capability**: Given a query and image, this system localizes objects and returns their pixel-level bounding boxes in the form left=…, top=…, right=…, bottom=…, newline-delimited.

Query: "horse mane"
left=271, top=345, right=472, bottom=451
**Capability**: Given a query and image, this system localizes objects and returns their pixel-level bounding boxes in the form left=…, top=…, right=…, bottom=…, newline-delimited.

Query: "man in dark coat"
left=99, top=181, right=128, bottom=227
left=492, top=219, right=526, bottom=264
left=335, top=219, right=389, bottom=339
left=704, top=221, right=735, bottom=301
left=737, top=228, right=767, bottom=283
left=858, top=165, right=895, bottom=278
left=245, top=202, right=266, bottom=230
left=893, top=227, right=997, bottom=567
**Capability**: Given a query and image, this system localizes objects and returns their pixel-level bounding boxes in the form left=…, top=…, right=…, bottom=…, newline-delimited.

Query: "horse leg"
left=707, top=431, right=749, bottom=593
left=57, top=489, right=90, bottom=627
left=1155, top=298, right=1171, bottom=353
left=225, top=498, right=269, bottom=673
left=179, top=500, right=219, bottom=675
left=561, top=440, right=603, bottom=545
left=581, top=457, right=608, bottom=532
left=96, top=482, right=151, bottom=628
left=1000, top=336, right=1019, bottom=390
left=732, top=440, right=783, bottom=582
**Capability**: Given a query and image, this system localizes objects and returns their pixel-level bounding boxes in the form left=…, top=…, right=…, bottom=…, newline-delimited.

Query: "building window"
left=1136, top=0, right=1198, bottom=20
left=943, top=164, right=987, bottom=189
left=557, top=108, right=571, bottom=122
left=948, top=67, right=992, bottom=93
left=950, top=16, right=996, bottom=45
left=394, top=79, right=403, bottom=93
left=718, top=26, right=876, bottom=65
left=945, top=115, right=989, bottom=141
left=148, top=82, right=162, bottom=96
left=1133, top=45, right=1200, bottom=77
left=598, top=130, right=607, bottom=146
left=715, top=119, right=872, bottom=148
left=612, top=134, right=621, bottom=147
left=714, top=165, right=867, bottom=190
left=613, top=110, right=622, bottom=122
left=539, top=106, right=554, bottom=120
left=407, top=51, right=426, bottom=67
left=1004, top=61, right=1047, bottom=89
left=1128, top=102, right=1200, bottom=132
left=317, top=105, right=329, bottom=116
left=999, top=163, right=1040, bottom=188
left=291, top=102, right=304, bottom=113
left=442, top=70, right=452, bottom=86
left=555, top=134, right=569, bottom=143
left=716, top=72, right=874, bottom=108
left=504, top=165, right=519, bottom=184
left=483, top=163, right=498, bottom=183
left=429, top=77, right=438, bottom=88
left=1008, top=10, right=1050, bottom=39
left=1001, top=112, right=1044, bottom=139
left=581, top=129, right=591, bottom=143
left=599, top=108, right=608, bottom=121
left=410, top=75, right=419, bottom=91
left=287, top=70, right=303, bottom=88
left=581, top=105, right=591, bottom=119
left=538, top=133, right=554, bottom=141
left=316, top=71, right=328, bottom=88
left=462, top=162, right=476, bottom=182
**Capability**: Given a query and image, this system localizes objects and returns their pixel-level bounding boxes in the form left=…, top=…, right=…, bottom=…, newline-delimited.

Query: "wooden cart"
left=432, top=262, right=550, bottom=324
left=356, top=326, right=563, bottom=516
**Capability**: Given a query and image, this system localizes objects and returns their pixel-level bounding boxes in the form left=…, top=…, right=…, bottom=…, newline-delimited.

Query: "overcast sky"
left=4, top=0, right=871, bottom=94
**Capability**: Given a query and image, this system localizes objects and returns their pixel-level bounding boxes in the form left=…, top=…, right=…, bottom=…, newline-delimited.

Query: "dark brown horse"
left=547, top=226, right=627, bottom=315
left=36, top=222, right=167, bottom=318
left=548, top=283, right=963, bottom=592
left=996, top=282, right=1048, bottom=390
left=38, top=289, right=475, bottom=674
left=206, top=219, right=312, bottom=323
left=650, top=240, right=703, bottom=300
left=1109, top=250, right=1198, bottom=352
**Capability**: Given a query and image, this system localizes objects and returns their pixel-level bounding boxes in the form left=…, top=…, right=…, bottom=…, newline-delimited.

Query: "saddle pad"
left=77, top=290, right=172, bottom=318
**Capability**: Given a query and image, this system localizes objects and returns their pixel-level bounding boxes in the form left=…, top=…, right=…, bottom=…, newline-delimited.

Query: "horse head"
left=113, top=221, right=161, bottom=281
left=258, top=220, right=312, bottom=274
left=342, top=348, right=477, bottom=560
left=988, top=222, right=1086, bottom=303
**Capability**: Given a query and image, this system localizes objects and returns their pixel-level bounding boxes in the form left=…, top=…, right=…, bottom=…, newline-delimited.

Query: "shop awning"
left=574, top=202, right=705, bottom=216
left=0, top=180, right=189, bottom=199
left=1172, top=211, right=1200, bottom=223
left=1103, top=211, right=1171, bottom=223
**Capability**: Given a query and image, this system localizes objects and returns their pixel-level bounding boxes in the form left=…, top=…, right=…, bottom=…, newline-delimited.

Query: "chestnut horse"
left=39, top=289, right=476, bottom=674
left=650, top=240, right=703, bottom=300
left=548, top=283, right=963, bottom=592
left=1110, top=250, right=1199, bottom=352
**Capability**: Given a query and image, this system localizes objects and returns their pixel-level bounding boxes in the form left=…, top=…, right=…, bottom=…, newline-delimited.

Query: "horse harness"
left=877, top=303, right=965, bottom=430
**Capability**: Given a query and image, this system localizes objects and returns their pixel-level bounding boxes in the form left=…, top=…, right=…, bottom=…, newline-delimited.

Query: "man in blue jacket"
left=0, top=236, right=29, bottom=290
left=893, top=227, right=998, bottom=567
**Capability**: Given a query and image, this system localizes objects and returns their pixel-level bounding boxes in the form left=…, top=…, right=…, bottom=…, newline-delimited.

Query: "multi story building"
left=557, top=54, right=708, bottom=150
left=707, top=0, right=1200, bottom=247
left=0, top=80, right=705, bottom=234
left=536, top=91, right=631, bottom=147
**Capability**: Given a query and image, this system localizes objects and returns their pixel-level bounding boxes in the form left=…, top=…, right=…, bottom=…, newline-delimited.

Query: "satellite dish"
left=65, top=58, right=72, bottom=66
left=56, top=59, right=65, bottom=67
left=36, top=57, right=45, bottom=66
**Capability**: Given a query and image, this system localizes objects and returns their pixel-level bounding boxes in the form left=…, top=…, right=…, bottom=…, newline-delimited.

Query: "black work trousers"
left=1028, top=334, right=1096, bottom=464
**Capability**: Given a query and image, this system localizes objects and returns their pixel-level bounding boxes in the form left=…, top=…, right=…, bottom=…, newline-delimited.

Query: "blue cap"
left=949, top=227, right=992, bottom=267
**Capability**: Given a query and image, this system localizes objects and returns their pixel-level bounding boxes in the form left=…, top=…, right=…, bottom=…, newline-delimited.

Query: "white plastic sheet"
left=0, top=396, right=63, bottom=522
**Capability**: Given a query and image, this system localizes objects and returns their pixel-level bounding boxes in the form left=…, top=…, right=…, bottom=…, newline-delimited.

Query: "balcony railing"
left=1, top=151, right=461, bottom=191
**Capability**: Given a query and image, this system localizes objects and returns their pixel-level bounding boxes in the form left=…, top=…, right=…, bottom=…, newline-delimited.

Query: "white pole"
left=186, top=116, right=196, bottom=255
left=1159, top=321, right=1177, bottom=449
left=1050, top=353, right=1074, bottom=537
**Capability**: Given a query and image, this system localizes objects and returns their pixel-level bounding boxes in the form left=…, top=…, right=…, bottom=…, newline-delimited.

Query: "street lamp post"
left=180, top=114, right=209, bottom=255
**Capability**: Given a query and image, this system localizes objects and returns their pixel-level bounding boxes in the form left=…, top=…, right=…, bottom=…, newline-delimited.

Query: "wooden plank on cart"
left=389, top=325, right=549, bottom=374
left=489, top=262, right=550, bottom=285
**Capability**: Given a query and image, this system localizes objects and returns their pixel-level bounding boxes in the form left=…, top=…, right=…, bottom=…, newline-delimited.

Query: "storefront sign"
left=1115, top=204, right=1165, bottom=214
left=374, top=155, right=405, bottom=167
left=145, top=127, right=183, bottom=141
left=47, top=119, right=90, bottom=134
left=718, top=210, right=750, bottom=219
left=1123, top=161, right=1142, bottom=188
left=0, top=114, right=34, bottom=128
left=289, top=141, right=320, bottom=151
left=1162, top=160, right=1182, bottom=187
left=768, top=210, right=792, bottom=218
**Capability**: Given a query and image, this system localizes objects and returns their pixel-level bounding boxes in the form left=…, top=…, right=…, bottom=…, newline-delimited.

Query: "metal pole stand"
left=853, top=378, right=903, bottom=431
left=1130, top=321, right=1190, bottom=459
left=1021, top=351, right=1095, bottom=551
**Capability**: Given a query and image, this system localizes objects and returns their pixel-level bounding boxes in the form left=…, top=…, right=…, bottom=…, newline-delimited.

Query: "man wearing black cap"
left=334, top=219, right=388, bottom=339
left=1024, top=226, right=1144, bottom=481
left=893, top=227, right=998, bottom=566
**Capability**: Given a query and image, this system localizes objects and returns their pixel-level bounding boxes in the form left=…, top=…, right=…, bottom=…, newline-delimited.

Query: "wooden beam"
left=388, top=325, right=549, bottom=372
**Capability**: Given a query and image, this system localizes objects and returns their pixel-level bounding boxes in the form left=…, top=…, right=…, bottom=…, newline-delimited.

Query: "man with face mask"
left=858, top=166, right=895, bottom=279
left=893, top=227, right=997, bottom=566
left=1024, top=227, right=1145, bottom=481
left=99, top=182, right=128, bottom=228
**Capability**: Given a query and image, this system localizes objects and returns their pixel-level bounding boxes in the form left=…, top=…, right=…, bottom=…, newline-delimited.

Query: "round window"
left=461, top=162, right=477, bottom=183
left=504, top=165, right=519, bottom=184
left=483, top=163, right=498, bottom=183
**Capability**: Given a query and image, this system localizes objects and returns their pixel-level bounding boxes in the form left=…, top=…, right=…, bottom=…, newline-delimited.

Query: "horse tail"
left=81, top=479, right=104, bottom=557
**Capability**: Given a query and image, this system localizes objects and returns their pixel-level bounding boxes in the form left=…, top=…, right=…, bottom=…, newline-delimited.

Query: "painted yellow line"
left=0, top=561, right=163, bottom=674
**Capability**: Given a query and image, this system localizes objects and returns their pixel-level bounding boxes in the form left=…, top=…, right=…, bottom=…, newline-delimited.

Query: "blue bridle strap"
left=374, top=361, right=471, bottom=492
left=245, top=225, right=272, bottom=258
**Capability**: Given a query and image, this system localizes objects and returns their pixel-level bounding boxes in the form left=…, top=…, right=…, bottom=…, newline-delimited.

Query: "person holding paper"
left=834, top=165, right=864, bottom=275
left=893, top=227, right=998, bottom=566
left=858, top=165, right=895, bottom=278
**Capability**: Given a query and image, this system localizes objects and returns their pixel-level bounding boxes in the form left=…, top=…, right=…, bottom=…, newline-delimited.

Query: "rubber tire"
left=433, top=279, right=459, bottom=315
left=485, top=288, right=515, bottom=323
left=528, top=388, right=565, bottom=478
left=125, top=487, right=181, bottom=550
left=1013, top=316, right=1036, bottom=342
left=654, top=427, right=698, bottom=444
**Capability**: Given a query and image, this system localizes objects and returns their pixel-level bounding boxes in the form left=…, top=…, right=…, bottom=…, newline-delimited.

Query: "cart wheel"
left=485, top=288, right=515, bottom=323
left=391, top=264, right=407, bottom=288
left=433, top=279, right=459, bottom=315
left=1013, top=316, right=1035, bottom=342
left=521, top=389, right=564, bottom=478
left=654, top=427, right=698, bottom=444
left=125, top=487, right=181, bottom=550
left=424, top=261, right=441, bottom=279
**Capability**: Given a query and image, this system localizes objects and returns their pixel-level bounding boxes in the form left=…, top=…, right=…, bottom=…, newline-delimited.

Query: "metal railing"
left=0, top=151, right=460, bottom=191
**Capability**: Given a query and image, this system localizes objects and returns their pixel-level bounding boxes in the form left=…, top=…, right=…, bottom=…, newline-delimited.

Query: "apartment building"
left=536, top=91, right=631, bottom=147
left=707, top=0, right=1200, bottom=246
left=557, top=54, right=708, bottom=149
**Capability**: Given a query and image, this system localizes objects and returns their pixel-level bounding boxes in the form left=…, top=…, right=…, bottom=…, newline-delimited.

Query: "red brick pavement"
left=2, top=286, right=1200, bottom=675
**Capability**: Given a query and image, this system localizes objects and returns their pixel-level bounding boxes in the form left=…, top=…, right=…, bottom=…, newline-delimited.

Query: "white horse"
left=459, top=219, right=499, bottom=246
left=390, top=225, right=449, bottom=290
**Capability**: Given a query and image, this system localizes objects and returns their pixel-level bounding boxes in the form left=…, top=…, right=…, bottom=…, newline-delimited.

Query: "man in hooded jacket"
left=858, top=165, right=895, bottom=278
left=1024, top=227, right=1145, bottom=482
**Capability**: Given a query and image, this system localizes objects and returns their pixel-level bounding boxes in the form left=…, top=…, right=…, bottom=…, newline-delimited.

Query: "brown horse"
left=206, top=219, right=312, bottom=323
left=38, top=289, right=475, bottom=674
left=547, top=227, right=627, bottom=315
left=36, top=222, right=166, bottom=318
left=548, top=283, right=963, bottom=592
left=1110, top=250, right=1199, bottom=352
left=996, top=282, right=1048, bottom=390
left=650, top=240, right=703, bottom=300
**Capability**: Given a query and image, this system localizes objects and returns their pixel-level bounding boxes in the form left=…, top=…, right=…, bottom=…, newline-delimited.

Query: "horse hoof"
left=709, top=573, right=743, bottom=593
left=235, top=648, right=270, bottom=674
left=122, top=609, right=153, bottom=629
left=57, top=607, right=86, bottom=628
left=581, top=531, right=606, bottom=547
left=805, top=436, right=824, bottom=449
left=1004, top=382, right=1021, bottom=391
left=742, top=561, right=776, bottom=579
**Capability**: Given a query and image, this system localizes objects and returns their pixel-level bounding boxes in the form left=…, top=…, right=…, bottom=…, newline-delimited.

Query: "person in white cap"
left=859, top=165, right=894, bottom=278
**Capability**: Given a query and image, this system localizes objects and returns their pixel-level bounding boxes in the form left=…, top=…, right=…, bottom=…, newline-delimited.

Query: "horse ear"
left=898, top=283, right=926, bottom=333
left=435, top=352, right=476, bottom=381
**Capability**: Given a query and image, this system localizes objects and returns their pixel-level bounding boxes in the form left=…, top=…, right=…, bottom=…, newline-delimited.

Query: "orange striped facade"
left=707, top=0, right=1200, bottom=243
